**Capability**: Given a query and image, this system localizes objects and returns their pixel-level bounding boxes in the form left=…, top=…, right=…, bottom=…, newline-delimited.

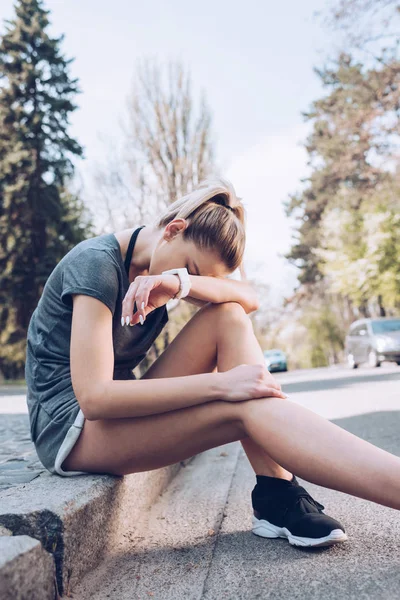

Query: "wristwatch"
left=162, top=267, right=191, bottom=299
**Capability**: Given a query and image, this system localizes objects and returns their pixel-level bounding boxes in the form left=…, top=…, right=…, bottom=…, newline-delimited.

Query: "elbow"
left=246, top=304, right=259, bottom=314
left=243, top=286, right=260, bottom=314
left=79, top=396, right=97, bottom=421
left=245, top=296, right=260, bottom=314
left=81, top=400, right=97, bottom=421
left=78, top=384, right=106, bottom=421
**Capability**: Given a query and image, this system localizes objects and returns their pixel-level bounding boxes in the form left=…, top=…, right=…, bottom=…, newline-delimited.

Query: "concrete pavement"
left=1, top=364, right=399, bottom=598
left=69, top=364, right=400, bottom=600
left=70, top=410, right=400, bottom=600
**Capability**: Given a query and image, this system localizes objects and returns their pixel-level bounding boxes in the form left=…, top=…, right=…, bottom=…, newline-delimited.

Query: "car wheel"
left=368, top=349, right=381, bottom=368
left=347, top=353, right=358, bottom=369
left=396, top=361, right=400, bottom=366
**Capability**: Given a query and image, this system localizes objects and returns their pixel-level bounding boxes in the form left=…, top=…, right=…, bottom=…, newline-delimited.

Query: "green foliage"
left=285, top=53, right=400, bottom=289
left=0, top=0, right=94, bottom=378
left=316, top=177, right=400, bottom=310
left=300, top=302, right=345, bottom=368
left=284, top=27, right=400, bottom=365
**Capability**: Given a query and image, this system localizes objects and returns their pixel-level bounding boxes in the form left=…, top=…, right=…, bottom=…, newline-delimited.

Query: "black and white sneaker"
left=251, top=475, right=347, bottom=548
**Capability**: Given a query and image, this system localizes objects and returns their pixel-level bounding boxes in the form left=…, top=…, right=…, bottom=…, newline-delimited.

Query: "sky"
left=0, top=0, right=339, bottom=303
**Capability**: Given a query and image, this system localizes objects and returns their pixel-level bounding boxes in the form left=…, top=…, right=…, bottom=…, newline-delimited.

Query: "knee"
left=211, top=301, right=253, bottom=331
left=235, top=396, right=287, bottom=432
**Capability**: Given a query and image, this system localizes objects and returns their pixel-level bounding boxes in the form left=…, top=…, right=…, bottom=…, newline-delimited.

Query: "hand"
left=217, top=363, right=287, bottom=402
left=121, top=274, right=180, bottom=326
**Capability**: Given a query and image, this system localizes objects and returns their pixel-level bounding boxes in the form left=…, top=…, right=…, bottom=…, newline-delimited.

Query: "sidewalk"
left=1, top=373, right=400, bottom=598
left=71, top=410, right=400, bottom=600
left=0, top=411, right=46, bottom=491
left=0, top=387, right=194, bottom=598
left=0, top=387, right=48, bottom=490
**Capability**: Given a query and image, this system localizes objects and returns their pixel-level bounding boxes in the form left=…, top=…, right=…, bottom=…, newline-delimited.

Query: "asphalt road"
left=69, top=363, right=400, bottom=600
left=273, top=362, right=400, bottom=419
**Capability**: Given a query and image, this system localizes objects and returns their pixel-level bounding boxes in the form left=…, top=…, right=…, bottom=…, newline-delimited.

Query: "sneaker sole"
left=252, top=515, right=348, bottom=547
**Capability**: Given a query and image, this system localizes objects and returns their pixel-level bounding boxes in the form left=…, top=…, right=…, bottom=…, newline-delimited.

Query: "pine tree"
left=0, top=0, right=93, bottom=379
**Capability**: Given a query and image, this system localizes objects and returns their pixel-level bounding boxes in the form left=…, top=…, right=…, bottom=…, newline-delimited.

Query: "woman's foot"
left=251, top=475, right=348, bottom=548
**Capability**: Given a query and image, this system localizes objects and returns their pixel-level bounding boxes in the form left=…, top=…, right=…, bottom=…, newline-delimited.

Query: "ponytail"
left=154, top=177, right=246, bottom=271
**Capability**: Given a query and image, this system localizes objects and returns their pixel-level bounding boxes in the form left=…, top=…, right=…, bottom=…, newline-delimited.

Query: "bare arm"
left=70, top=294, right=223, bottom=421
left=182, top=262, right=259, bottom=313
left=182, top=296, right=211, bottom=308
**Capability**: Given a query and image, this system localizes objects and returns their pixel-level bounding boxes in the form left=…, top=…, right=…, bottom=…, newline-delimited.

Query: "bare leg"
left=213, top=305, right=400, bottom=510
left=63, top=398, right=246, bottom=475
left=210, top=366, right=291, bottom=478
left=63, top=302, right=248, bottom=474
left=64, top=302, right=289, bottom=476
left=64, top=302, right=400, bottom=513
left=211, top=311, right=292, bottom=481
left=241, top=396, right=400, bottom=510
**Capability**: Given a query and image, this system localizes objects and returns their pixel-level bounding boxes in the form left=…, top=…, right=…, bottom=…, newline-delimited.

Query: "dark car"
left=345, top=317, right=400, bottom=368
left=264, top=349, right=288, bottom=372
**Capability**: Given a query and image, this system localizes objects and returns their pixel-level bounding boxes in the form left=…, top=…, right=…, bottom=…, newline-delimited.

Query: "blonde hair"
left=154, top=177, right=246, bottom=271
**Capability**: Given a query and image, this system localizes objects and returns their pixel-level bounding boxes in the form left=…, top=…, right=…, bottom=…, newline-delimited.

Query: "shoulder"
left=56, top=236, right=122, bottom=284
left=62, top=234, right=119, bottom=266
left=59, top=236, right=123, bottom=314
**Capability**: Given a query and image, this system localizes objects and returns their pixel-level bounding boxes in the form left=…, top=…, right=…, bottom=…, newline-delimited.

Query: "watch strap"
left=162, top=267, right=191, bottom=299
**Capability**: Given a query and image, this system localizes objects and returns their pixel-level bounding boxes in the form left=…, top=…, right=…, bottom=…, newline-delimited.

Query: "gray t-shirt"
left=25, top=232, right=169, bottom=434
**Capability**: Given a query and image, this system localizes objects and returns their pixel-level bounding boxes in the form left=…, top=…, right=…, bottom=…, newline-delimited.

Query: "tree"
left=284, top=2, right=400, bottom=363
left=0, top=0, right=92, bottom=379
left=285, top=53, right=400, bottom=296
left=325, top=0, right=400, bottom=57
left=316, top=175, right=400, bottom=313
left=90, top=57, right=216, bottom=233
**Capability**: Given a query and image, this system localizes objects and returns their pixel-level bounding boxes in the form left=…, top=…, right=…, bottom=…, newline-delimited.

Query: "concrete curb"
left=0, top=534, right=56, bottom=600
left=0, top=457, right=194, bottom=598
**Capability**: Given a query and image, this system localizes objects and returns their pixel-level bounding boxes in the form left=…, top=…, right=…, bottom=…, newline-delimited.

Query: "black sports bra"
left=124, top=225, right=146, bottom=277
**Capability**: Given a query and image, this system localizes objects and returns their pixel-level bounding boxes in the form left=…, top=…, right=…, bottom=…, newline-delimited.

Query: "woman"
left=25, top=177, right=400, bottom=550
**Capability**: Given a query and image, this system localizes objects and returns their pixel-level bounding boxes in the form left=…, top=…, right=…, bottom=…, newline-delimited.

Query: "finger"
left=264, top=377, right=282, bottom=391
left=267, top=380, right=282, bottom=391
left=129, top=295, right=143, bottom=326
left=264, top=368, right=282, bottom=388
left=271, top=377, right=282, bottom=391
left=134, top=283, right=151, bottom=325
left=121, top=280, right=140, bottom=326
left=261, top=387, right=288, bottom=399
left=129, top=300, right=141, bottom=326
left=142, top=286, right=151, bottom=311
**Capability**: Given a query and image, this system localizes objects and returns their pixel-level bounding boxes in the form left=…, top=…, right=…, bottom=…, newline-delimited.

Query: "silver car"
left=345, top=317, right=400, bottom=368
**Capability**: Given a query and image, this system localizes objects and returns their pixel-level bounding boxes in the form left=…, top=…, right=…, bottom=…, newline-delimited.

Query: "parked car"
left=264, top=349, right=288, bottom=372
left=345, top=317, right=400, bottom=368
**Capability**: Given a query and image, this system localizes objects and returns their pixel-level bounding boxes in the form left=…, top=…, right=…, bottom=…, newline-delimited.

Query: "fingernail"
left=121, top=317, right=125, bottom=326
left=139, top=314, right=144, bottom=325
left=126, top=316, right=130, bottom=325
left=141, top=301, right=145, bottom=310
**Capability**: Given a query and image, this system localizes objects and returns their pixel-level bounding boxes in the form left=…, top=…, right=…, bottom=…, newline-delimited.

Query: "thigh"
left=140, top=302, right=219, bottom=379
left=62, top=399, right=245, bottom=475
left=140, top=300, right=247, bottom=380
left=62, top=303, right=247, bottom=475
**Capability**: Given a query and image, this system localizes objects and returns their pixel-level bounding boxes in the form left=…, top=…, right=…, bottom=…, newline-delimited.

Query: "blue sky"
left=0, top=0, right=338, bottom=301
